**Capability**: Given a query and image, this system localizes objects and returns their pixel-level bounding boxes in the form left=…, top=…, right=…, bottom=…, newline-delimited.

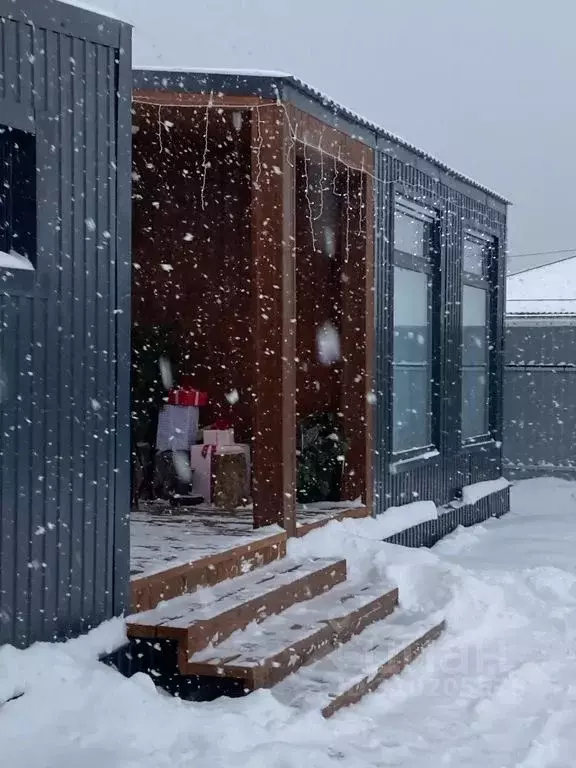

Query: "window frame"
left=390, top=197, right=441, bottom=462
left=0, top=100, right=46, bottom=295
left=0, top=124, right=37, bottom=266
left=461, top=229, right=495, bottom=446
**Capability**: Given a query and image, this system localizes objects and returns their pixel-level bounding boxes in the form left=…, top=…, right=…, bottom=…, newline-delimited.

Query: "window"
left=461, top=232, right=492, bottom=442
left=0, top=125, right=37, bottom=270
left=392, top=200, right=437, bottom=455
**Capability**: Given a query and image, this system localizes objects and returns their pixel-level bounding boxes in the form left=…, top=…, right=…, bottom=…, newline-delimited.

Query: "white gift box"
left=202, top=428, right=235, bottom=445
left=190, top=443, right=250, bottom=504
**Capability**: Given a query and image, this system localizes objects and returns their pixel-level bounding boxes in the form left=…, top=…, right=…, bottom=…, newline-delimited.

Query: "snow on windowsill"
left=0, top=250, right=35, bottom=271
left=390, top=449, right=440, bottom=472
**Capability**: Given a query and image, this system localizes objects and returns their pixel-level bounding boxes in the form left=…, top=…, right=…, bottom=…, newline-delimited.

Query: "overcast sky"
left=85, top=0, right=576, bottom=258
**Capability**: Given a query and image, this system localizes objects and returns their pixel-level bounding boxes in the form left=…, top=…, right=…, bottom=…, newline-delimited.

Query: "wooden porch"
left=125, top=74, right=444, bottom=716
left=131, top=87, right=375, bottom=536
left=126, top=502, right=443, bottom=716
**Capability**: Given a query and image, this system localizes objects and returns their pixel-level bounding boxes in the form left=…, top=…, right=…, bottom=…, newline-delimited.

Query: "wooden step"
left=272, top=611, right=445, bottom=718
left=130, top=529, right=287, bottom=613
left=127, top=557, right=347, bottom=660
left=185, top=581, right=399, bottom=688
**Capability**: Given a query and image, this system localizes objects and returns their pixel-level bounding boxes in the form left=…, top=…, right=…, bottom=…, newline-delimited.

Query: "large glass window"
left=392, top=202, right=436, bottom=454
left=461, top=233, right=492, bottom=442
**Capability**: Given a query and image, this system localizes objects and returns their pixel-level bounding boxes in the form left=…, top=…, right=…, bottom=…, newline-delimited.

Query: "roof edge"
left=132, top=67, right=510, bottom=206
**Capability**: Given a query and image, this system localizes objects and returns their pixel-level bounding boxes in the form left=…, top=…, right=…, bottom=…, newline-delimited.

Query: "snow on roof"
left=57, top=0, right=127, bottom=23
left=139, top=66, right=291, bottom=78
left=134, top=67, right=509, bottom=205
left=507, top=251, right=576, bottom=276
left=507, top=256, right=576, bottom=315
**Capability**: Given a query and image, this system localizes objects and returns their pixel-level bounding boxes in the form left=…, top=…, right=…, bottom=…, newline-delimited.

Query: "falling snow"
left=2, top=1, right=572, bottom=764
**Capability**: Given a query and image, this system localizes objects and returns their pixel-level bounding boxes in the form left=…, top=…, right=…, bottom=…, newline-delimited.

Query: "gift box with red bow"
left=203, top=418, right=234, bottom=446
left=167, top=387, right=208, bottom=407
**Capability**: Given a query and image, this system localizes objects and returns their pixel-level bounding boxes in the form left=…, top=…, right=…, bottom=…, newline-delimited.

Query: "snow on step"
left=185, top=580, right=399, bottom=687
left=126, top=557, right=347, bottom=653
left=272, top=610, right=445, bottom=718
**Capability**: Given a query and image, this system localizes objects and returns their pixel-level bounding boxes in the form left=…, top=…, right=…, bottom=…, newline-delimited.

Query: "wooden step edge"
left=127, top=558, right=348, bottom=650
left=183, top=586, right=400, bottom=686
left=295, top=507, right=370, bottom=538
left=130, top=530, right=288, bottom=613
left=321, top=619, right=446, bottom=719
left=181, top=559, right=348, bottom=660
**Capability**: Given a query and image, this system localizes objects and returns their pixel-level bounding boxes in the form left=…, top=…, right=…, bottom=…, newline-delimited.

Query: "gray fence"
left=504, top=317, right=576, bottom=477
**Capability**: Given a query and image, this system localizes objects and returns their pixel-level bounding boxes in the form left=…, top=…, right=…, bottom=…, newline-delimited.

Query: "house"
left=505, top=256, right=576, bottom=477
left=121, top=69, right=509, bottom=707
left=1, top=12, right=510, bottom=710
left=0, top=0, right=132, bottom=649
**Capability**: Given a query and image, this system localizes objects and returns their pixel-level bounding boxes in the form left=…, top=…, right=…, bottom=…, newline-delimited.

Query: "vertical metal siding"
left=0, top=1, right=131, bottom=648
left=504, top=322, right=576, bottom=476
left=113, top=19, right=133, bottom=616
left=374, top=146, right=507, bottom=515
left=374, top=151, right=389, bottom=511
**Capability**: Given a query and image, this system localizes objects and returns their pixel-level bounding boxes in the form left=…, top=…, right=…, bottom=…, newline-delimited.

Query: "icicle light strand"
left=134, top=98, right=445, bottom=202
left=302, top=142, right=317, bottom=252
left=254, top=105, right=263, bottom=190
left=200, top=91, right=213, bottom=211
left=345, top=167, right=351, bottom=264
left=313, top=136, right=325, bottom=223
left=358, top=161, right=365, bottom=236
left=157, top=105, right=163, bottom=153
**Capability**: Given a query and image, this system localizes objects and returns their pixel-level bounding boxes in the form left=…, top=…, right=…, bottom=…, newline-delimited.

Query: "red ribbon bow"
left=210, top=418, right=232, bottom=431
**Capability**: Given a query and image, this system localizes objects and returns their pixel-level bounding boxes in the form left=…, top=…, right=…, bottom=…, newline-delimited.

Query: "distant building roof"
left=507, top=251, right=576, bottom=276
left=507, top=255, right=576, bottom=315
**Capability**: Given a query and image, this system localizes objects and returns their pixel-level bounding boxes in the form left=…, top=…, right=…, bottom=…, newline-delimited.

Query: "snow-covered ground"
left=3, top=478, right=576, bottom=767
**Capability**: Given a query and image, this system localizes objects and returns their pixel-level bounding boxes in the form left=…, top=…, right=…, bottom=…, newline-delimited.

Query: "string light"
left=135, top=96, right=502, bottom=232
left=136, top=97, right=373, bottom=179
left=313, top=135, right=325, bottom=223
left=200, top=91, right=213, bottom=211
left=157, top=105, right=163, bottom=153
left=344, top=167, right=350, bottom=264
left=253, top=104, right=263, bottom=190
left=302, top=141, right=317, bottom=252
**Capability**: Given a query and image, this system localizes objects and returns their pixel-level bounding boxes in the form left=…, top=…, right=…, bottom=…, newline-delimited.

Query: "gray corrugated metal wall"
left=374, top=145, right=508, bottom=512
left=504, top=320, right=576, bottom=476
left=0, top=0, right=132, bottom=648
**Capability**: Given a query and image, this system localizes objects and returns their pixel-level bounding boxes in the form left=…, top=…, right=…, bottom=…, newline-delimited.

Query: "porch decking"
left=129, top=502, right=370, bottom=612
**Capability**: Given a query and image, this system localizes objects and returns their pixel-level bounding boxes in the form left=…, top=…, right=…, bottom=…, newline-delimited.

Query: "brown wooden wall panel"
left=132, top=103, right=255, bottom=440
left=364, top=171, right=376, bottom=512
left=250, top=105, right=297, bottom=533
left=295, top=154, right=343, bottom=418
left=340, top=170, right=370, bottom=502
